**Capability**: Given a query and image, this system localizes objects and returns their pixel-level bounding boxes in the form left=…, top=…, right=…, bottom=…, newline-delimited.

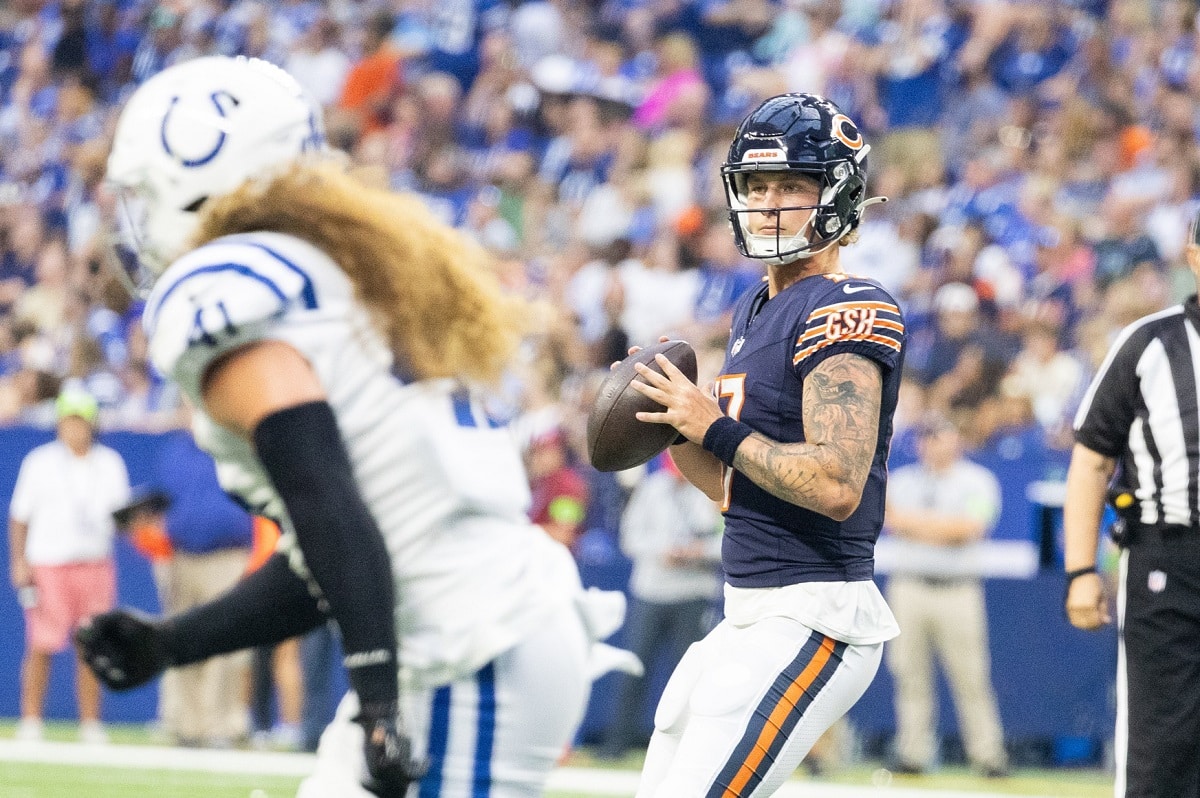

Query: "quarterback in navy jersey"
left=629, top=93, right=904, bottom=796
left=719, top=270, right=904, bottom=587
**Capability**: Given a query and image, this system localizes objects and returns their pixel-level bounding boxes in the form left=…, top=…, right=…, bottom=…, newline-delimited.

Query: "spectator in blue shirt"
left=988, top=7, right=1075, bottom=95
left=84, top=1, right=140, bottom=101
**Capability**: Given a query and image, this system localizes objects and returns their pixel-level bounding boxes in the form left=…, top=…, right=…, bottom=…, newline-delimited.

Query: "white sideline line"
left=0, top=740, right=1061, bottom=798
left=0, top=739, right=315, bottom=776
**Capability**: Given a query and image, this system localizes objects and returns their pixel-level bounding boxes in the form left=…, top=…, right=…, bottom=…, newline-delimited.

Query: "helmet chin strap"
left=743, top=207, right=831, bottom=266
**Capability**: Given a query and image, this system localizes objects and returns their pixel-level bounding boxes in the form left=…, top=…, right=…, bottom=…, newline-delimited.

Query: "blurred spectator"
left=411, top=71, right=467, bottom=171
left=566, top=231, right=634, bottom=362
left=526, top=424, right=589, bottom=551
left=840, top=165, right=924, bottom=296
left=335, top=10, right=402, bottom=138
left=284, top=16, right=351, bottom=109
left=7, top=388, right=129, bottom=744
left=105, top=358, right=183, bottom=431
left=1091, top=195, right=1163, bottom=290
left=914, top=282, right=1008, bottom=409
left=540, top=94, right=617, bottom=206
left=0, top=316, right=18, bottom=377
left=865, top=0, right=964, bottom=190
left=422, top=0, right=510, bottom=91
left=50, top=0, right=88, bottom=81
left=683, top=0, right=773, bottom=98
left=414, top=143, right=474, bottom=226
left=244, top=517, right=305, bottom=752
left=1005, top=318, right=1085, bottom=437
left=84, top=1, right=139, bottom=101
left=12, top=235, right=69, bottom=336
left=137, top=425, right=255, bottom=749
left=298, top=622, right=341, bottom=753
left=0, top=366, right=60, bottom=426
left=0, top=206, right=43, bottom=313
left=632, top=32, right=707, bottom=132
left=988, top=6, right=1075, bottom=95
left=130, top=6, right=185, bottom=85
left=641, top=129, right=698, bottom=225
left=618, top=232, right=702, bottom=346
left=508, top=1, right=566, bottom=72
left=600, top=454, right=722, bottom=758
left=888, top=375, right=930, bottom=469
left=939, top=62, right=1010, bottom=182
left=777, top=0, right=852, bottom=98
left=690, top=209, right=762, bottom=332
left=248, top=637, right=305, bottom=751
left=883, top=415, right=1009, bottom=777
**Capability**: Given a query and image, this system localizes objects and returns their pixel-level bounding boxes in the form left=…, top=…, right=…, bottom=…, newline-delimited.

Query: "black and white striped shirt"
left=1075, top=297, right=1200, bottom=527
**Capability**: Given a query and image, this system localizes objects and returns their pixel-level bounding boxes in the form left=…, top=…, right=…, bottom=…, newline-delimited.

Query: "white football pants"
left=297, top=599, right=591, bottom=798
left=636, top=616, right=883, bottom=798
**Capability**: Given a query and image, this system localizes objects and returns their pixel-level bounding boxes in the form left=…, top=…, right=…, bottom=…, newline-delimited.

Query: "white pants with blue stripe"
left=297, top=600, right=591, bottom=797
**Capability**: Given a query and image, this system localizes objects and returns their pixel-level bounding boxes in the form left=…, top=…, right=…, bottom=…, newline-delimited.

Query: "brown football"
left=587, top=340, right=698, bottom=472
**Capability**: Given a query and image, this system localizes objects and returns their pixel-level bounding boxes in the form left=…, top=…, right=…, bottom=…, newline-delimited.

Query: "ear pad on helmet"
left=826, top=172, right=866, bottom=235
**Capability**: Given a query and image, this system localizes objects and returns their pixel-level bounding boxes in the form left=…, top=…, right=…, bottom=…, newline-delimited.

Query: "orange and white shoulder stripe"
left=793, top=299, right=904, bottom=365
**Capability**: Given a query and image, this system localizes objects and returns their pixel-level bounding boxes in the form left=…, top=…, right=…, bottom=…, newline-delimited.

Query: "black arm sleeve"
left=252, top=401, right=399, bottom=707
left=163, top=553, right=326, bottom=666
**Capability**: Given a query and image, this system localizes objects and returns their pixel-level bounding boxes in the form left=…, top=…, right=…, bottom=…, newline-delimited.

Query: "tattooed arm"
left=732, top=353, right=882, bottom=521
left=628, top=350, right=883, bottom=519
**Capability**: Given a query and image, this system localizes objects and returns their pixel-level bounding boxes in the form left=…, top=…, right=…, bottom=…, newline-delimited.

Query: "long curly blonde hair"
left=192, top=160, right=529, bottom=384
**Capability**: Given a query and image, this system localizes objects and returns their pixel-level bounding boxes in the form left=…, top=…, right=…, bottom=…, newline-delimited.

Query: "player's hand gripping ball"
left=587, top=340, right=697, bottom=472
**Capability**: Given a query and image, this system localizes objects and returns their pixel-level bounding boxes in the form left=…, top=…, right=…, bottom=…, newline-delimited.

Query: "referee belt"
left=1118, top=521, right=1198, bottom=547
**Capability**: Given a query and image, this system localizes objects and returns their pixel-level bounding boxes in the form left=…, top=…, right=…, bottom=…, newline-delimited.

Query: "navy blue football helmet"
left=722, top=93, right=882, bottom=265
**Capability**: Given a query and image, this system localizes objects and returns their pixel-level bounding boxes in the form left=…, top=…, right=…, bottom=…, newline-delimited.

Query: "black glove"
left=75, top=608, right=174, bottom=690
left=355, top=702, right=427, bottom=797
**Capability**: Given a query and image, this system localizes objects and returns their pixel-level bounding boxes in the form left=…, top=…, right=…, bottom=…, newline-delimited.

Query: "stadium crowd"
left=1, top=0, right=1195, bottom=464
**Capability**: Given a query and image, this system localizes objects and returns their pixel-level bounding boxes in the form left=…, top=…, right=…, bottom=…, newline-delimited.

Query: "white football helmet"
left=107, top=55, right=326, bottom=289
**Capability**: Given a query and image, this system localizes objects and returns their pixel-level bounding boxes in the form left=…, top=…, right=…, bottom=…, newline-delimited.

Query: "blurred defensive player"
left=626, top=93, right=905, bottom=796
left=75, top=56, right=632, bottom=798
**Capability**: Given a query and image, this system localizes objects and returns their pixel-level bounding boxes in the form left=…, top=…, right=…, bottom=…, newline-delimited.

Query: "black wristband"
left=702, top=416, right=754, bottom=467
left=346, top=660, right=399, bottom=708
left=1065, top=565, right=1097, bottom=584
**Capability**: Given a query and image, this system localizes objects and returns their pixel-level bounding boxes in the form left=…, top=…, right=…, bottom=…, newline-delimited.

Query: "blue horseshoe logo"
left=160, top=91, right=239, bottom=168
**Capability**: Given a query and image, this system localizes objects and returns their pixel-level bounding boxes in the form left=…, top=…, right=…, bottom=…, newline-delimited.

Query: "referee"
left=1064, top=213, right=1200, bottom=798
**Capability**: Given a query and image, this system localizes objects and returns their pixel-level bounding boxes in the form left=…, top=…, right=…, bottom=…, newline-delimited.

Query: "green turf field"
left=0, top=760, right=1117, bottom=798
left=0, top=762, right=302, bottom=798
left=0, top=721, right=1115, bottom=798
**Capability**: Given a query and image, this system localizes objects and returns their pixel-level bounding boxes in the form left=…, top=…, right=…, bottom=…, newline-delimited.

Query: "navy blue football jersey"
left=715, top=272, right=906, bottom=587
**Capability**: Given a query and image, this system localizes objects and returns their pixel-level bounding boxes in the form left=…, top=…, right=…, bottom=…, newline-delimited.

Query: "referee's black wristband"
left=1065, top=565, right=1097, bottom=584
left=702, top=416, right=754, bottom=467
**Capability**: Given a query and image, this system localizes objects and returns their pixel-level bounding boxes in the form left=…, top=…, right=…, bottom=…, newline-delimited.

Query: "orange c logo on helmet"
left=831, top=114, right=863, bottom=150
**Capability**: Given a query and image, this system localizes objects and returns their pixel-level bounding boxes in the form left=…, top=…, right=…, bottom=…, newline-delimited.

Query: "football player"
left=75, top=56, right=634, bottom=798
left=626, top=93, right=905, bottom=796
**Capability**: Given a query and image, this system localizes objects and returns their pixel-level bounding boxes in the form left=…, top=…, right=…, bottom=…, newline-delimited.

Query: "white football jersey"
left=144, top=231, right=582, bottom=688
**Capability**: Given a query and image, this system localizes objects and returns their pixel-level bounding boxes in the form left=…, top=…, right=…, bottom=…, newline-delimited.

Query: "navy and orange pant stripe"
left=705, top=632, right=848, bottom=798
